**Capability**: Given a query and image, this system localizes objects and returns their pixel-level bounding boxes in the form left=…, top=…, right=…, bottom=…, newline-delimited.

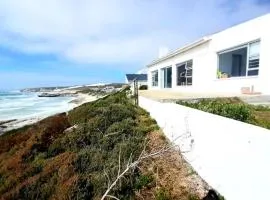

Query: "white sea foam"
left=0, top=91, right=75, bottom=121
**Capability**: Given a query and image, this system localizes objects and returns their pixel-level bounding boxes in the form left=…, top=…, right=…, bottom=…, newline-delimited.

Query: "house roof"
left=126, top=74, right=147, bottom=81
left=147, top=37, right=211, bottom=67
left=147, top=13, right=270, bottom=68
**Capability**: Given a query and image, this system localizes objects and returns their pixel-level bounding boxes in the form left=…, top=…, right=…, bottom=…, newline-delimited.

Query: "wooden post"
left=134, top=79, right=138, bottom=106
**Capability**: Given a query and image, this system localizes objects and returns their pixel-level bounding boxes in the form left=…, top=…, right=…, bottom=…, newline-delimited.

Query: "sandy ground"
left=69, top=93, right=97, bottom=106
left=0, top=93, right=98, bottom=134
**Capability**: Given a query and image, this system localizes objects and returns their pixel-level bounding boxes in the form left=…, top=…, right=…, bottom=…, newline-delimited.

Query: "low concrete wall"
left=139, top=96, right=270, bottom=200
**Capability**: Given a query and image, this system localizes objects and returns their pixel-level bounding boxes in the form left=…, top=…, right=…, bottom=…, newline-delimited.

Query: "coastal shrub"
left=22, top=114, right=70, bottom=162
left=177, top=99, right=253, bottom=122
left=0, top=90, right=165, bottom=199
left=68, top=90, right=131, bottom=125
left=70, top=176, right=94, bottom=199
left=135, top=174, right=154, bottom=190
left=177, top=98, right=270, bottom=130
left=18, top=172, right=58, bottom=200
left=0, top=125, right=32, bottom=154
left=74, top=148, right=105, bottom=173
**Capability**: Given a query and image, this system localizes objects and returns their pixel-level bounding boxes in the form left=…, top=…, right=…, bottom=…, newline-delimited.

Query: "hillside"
left=0, top=90, right=209, bottom=200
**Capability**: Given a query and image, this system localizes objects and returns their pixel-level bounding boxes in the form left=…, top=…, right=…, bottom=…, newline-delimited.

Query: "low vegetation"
left=0, top=89, right=223, bottom=199
left=177, top=97, right=270, bottom=129
left=139, top=85, right=148, bottom=90
left=0, top=90, right=158, bottom=199
left=76, top=88, right=108, bottom=97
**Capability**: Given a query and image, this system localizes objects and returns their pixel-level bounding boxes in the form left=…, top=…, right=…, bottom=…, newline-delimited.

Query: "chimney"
left=158, top=47, right=169, bottom=58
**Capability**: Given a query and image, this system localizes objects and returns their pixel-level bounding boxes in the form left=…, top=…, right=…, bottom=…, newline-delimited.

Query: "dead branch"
left=101, top=144, right=176, bottom=200
left=101, top=117, right=193, bottom=200
left=105, top=195, right=120, bottom=200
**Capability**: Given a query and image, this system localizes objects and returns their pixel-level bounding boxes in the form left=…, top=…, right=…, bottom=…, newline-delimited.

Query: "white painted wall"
left=148, top=42, right=210, bottom=91
left=147, top=13, right=270, bottom=94
left=139, top=96, right=270, bottom=200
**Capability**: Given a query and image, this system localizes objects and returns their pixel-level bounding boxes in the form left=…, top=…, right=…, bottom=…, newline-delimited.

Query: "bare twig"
left=104, top=131, right=120, bottom=137
left=101, top=117, right=193, bottom=200
left=101, top=165, right=130, bottom=200
left=104, top=169, right=111, bottom=188
left=118, top=147, right=121, bottom=177
left=97, top=128, right=104, bottom=135
left=105, top=195, right=120, bottom=200
left=101, top=144, right=176, bottom=200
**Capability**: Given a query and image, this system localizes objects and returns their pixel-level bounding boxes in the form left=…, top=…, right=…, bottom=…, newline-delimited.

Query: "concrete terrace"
left=139, top=90, right=253, bottom=101
left=139, top=90, right=270, bottom=106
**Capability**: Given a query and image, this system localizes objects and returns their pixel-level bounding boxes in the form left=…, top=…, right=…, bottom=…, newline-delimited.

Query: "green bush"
left=74, top=148, right=105, bottom=173
left=135, top=174, right=154, bottom=190
left=177, top=98, right=270, bottom=131
left=18, top=172, right=58, bottom=200
left=139, top=85, right=148, bottom=90
left=177, top=99, right=253, bottom=122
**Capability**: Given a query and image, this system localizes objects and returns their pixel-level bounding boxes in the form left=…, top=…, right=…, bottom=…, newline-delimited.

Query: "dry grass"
left=254, top=111, right=270, bottom=121
left=136, top=131, right=209, bottom=200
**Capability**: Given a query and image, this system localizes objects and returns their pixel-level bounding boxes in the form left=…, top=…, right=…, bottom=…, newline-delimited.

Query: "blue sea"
left=0, top=91, right=75, bottom=121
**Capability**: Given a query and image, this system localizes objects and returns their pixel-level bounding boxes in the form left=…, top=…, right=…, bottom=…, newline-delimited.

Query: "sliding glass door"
left=161, top=67, right=172, bottom=88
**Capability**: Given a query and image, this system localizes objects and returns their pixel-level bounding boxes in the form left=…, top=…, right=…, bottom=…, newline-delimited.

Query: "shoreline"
left=0, top=93, right=98, bottom=135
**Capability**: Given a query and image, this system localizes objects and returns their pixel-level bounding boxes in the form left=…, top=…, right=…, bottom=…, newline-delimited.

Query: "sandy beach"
left=0, top=93, right=98, bottom=134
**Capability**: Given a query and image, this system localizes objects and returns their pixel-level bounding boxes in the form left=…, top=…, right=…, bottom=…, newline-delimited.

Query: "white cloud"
left=0, top=0, right=269, bottom=65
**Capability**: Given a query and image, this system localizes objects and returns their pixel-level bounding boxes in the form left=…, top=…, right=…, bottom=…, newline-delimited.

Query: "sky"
left=0, top=0, right=270, bottom=90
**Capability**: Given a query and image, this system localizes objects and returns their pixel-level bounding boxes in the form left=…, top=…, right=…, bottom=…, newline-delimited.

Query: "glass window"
left=247, top=70, right=259, bottom=76
left=247, top=41, right=260, bottom=76
left=176, top=60, right=193, bottom=86
left=151, top=70, right=158, bottom=87
left=217, top=40, right=260, bottom=78
left=249, top=41, right=260, bottom=58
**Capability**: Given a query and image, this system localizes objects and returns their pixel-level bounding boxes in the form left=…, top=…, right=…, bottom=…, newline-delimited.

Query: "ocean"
left=0, top=91, right=75, bottom=121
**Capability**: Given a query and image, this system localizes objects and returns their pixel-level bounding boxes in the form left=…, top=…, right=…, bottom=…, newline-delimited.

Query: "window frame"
left=176, top=59, right=193, bottom=86
left=217, top=39, right=260, bottom=79
left=151, top=70, right=159, bottom=87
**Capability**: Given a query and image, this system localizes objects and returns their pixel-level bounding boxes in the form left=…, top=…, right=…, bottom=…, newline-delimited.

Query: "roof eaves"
left=147, top=37, right=211, bottom=67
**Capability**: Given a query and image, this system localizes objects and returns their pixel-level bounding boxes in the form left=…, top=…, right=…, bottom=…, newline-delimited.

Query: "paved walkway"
left=140, top=90, right=270, bottom=105
left=139, top=90, right=246, bottom=100
left=240, top=95, right=270, bottom=105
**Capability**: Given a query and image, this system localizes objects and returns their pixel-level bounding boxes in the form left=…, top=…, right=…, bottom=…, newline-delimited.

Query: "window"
left=176, top=60, right=193, bottom=86
left=218, top=40, right=260, bottom=78
left=248, top=41, right=260, bottom=76
left=151, top=70, right=158, bottom=87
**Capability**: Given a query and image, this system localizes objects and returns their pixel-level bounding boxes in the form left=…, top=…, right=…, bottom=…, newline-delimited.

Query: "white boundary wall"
left=139, top=96, right=270, bottom=200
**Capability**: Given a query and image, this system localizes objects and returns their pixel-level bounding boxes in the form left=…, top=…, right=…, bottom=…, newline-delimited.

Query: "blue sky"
left=0, top=0, right=269, bottom=89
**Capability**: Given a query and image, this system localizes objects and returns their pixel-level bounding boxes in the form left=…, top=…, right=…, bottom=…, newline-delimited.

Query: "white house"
left=147, top=13, right=270, bottom=95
